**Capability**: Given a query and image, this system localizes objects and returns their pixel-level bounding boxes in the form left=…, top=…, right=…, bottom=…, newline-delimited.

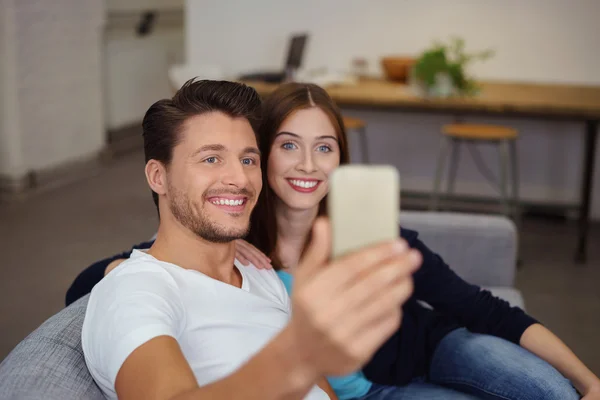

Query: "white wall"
left=104, top=27, right=184, bottom=130
left=16, top=0, right=106, bottom=171
left=186, top=0, right=600, bottom=219
left=0, top=0, right=105, bottom=181
left=1, top=0, right=185, bottom=183
left=0, top=0, right=25, bottom=179
left=104, top=0, right=184, bottom=130
left=106, top=0, right=182, bottom=12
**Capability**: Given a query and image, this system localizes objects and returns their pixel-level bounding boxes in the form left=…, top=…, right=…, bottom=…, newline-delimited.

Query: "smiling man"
left=81, top=79, right=419, bottom=400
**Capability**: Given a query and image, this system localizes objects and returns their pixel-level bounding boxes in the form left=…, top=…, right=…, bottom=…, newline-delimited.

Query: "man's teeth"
left=211, top=199, right=244, bottom=206
left=290, top=179, right=318, bottom=188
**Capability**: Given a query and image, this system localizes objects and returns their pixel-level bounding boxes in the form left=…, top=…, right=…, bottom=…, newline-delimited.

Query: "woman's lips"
left=286, top=178, right=321, bottom=193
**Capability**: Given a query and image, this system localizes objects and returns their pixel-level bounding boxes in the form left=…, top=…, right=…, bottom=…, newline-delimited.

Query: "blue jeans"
left=357, top=328, right=579, bottom=400
left=361, top=381, right=478, bottom=399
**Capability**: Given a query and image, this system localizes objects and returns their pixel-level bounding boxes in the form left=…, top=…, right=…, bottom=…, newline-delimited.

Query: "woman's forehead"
left=277, top=107, right=337, bottom=139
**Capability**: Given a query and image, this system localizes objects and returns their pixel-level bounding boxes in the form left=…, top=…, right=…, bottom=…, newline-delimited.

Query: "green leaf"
left=413, top=37, right=494, bottom=95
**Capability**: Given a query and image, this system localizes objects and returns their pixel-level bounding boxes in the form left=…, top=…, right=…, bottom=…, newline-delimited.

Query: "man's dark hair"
left=142, top=78, right=262, bottom=213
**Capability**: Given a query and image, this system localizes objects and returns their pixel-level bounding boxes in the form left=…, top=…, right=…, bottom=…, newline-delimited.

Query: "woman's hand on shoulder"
left=235, top=240, right=272, bottom=269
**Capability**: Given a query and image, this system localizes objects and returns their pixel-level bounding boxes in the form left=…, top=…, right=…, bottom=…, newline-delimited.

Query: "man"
left=81, top=79, right=420, bottom=400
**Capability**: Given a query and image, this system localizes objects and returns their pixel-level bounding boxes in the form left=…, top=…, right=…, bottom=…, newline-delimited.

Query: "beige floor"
left=1, top=150, right=599, bottom=375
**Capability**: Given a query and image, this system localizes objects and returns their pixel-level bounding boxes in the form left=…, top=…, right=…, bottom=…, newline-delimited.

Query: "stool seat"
left=431, top=121, right=522, bottom=261
left=443, top=123, right=518, bottom=141
left=343, top=116, right=366, bottom=130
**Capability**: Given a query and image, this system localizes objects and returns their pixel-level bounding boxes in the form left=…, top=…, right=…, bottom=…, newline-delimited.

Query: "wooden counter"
left=245, top=79, right=600, bottom=120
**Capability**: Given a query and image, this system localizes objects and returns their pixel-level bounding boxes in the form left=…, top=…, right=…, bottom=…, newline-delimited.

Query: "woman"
left=67, top=82, right=598, bottom=400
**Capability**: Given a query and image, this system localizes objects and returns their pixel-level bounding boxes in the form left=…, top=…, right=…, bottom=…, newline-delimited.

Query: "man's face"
left=163, top=111, right=262, bottom=242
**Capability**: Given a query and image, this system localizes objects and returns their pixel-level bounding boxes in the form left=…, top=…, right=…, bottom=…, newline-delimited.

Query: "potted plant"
left=411, top=37, right=494, bottom=98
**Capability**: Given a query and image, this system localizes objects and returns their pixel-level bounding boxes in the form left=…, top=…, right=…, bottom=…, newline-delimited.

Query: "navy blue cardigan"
left=65, top=228, right=537, bottom=386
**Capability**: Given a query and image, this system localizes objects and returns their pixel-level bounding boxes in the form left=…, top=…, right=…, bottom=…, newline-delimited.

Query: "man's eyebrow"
left=190, top=144, right=226, bottom=158
left=242, top=146, right=261, bottom=156
left=275, top=131, right=338, bottom=142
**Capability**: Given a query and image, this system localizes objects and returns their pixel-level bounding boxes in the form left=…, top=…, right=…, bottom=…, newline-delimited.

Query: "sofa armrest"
left=401, top=211, right=517, bottom=287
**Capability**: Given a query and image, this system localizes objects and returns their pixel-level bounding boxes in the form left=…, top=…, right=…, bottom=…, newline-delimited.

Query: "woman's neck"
left=275, top=200, right=319, bottom=269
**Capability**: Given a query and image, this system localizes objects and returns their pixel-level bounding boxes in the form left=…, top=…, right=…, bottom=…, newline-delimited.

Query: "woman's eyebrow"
left=275, top=132, right=338, bottom=142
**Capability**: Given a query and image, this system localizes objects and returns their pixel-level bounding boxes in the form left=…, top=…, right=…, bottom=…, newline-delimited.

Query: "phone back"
left=328, top=165, right=400, bottom=259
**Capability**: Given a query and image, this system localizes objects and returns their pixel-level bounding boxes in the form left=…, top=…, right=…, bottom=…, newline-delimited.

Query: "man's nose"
left=222, top=160, right=250, bottom=188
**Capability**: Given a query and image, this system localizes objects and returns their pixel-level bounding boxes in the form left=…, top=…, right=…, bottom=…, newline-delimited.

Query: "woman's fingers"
left=235, top=240, right=272, bottom=269
left=244, top=242, right=271, bottom=269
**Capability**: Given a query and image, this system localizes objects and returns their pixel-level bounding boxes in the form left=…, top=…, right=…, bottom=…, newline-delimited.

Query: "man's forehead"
left=179, top=112, right=258, bottom=148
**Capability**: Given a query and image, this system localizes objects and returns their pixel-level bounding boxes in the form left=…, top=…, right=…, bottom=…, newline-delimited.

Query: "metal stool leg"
left=509, top=140, right=521, bottom=224
left=358, top=127, right=369, bottom=164
left=498, top=140, right=511, bottom=217
left=446, top=138, right=461, bottom=199
left=430, top=136, right=451, bottom=210
left=509, top=139, right=523, bottom=267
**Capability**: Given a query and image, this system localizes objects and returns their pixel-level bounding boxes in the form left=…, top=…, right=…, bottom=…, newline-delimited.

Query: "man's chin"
left=194, top=224, right=250, bottom=244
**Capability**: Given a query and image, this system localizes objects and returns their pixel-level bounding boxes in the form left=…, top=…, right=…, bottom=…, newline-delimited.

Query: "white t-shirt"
left=81, top=249, right=329, bottom=400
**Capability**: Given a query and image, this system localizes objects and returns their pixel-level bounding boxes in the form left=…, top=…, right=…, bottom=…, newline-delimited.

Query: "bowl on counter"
left=380, top=56, right=415, bottom=83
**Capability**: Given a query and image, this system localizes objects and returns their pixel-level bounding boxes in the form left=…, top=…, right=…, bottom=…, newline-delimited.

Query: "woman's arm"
left=410, top=235, right=536, bottom=343
left=65, top=240, right=155, bottom=306
left=105, top=258, right=126, bottom=275
left=520, top=324, right=600, bottom=398
left=317, top=377, right=338, bottom=400
left=409, top=232, right=599, bottom=396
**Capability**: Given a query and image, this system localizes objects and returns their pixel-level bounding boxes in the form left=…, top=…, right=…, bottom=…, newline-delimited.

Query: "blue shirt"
left=276, top=270, right=373, bottom=400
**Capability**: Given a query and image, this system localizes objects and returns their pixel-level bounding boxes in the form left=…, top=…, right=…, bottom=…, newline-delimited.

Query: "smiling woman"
left=247, top=83, right=350, bottom=270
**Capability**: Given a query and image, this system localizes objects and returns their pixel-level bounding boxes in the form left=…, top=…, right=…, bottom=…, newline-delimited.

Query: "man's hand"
left=286, top=217, right=420, bottom=377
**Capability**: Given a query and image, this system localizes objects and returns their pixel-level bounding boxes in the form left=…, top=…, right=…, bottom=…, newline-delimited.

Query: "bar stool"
left=342, top=116, right=369, bottom=163
left=429, top=123, right=520, bottom=225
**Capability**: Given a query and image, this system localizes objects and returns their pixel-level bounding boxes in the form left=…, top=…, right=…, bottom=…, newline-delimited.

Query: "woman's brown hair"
left=246, top=82, right=351, bottom=269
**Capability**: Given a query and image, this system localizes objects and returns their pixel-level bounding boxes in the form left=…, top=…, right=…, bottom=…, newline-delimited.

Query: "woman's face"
left=267, top=107, right=341, bottom=211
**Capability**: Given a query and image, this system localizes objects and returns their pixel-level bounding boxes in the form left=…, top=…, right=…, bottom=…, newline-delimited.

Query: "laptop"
left=239, top=34, right=308, bottom=83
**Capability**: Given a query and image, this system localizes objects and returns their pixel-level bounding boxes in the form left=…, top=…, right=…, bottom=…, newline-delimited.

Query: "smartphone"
left=328, top=165, right=400, bottom=259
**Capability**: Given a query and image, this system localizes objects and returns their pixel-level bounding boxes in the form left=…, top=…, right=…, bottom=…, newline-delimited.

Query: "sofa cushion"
left=0, top=295, right=103, bottom=400
left=401, top=211, right=518, bottom=288
left=484, top=286, right=526, bottom=310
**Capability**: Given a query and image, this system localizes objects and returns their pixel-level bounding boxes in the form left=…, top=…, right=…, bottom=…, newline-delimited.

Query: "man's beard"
left=168, top=185, right=251, bottom=243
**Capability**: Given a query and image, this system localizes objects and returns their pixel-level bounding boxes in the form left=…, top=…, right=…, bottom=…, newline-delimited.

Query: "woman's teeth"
left=290, top=180, right=318, bottom=188
left=211, top=199, right=244, bottom=206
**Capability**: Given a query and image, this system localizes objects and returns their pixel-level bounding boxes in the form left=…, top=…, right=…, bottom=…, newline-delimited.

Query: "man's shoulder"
left=93, top=251, right=181, bottom=299
left=236, top=261, right=291, bottom=309
left=239, top=262, right=283, bottom=288
left=108, top=250, right=177, bottom=278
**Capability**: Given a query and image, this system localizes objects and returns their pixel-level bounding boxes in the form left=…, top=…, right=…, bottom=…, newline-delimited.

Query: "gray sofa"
left=0, top=211, right=524, bottom=399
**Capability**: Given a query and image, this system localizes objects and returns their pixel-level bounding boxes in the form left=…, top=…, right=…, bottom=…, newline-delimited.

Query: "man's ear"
left=145, top=160, right=168, bottom=197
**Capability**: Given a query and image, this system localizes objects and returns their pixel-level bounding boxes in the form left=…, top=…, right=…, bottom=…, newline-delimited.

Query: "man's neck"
left=275, top=200, right=319, bottom=269
left=148, top=217, right=240, bottom=287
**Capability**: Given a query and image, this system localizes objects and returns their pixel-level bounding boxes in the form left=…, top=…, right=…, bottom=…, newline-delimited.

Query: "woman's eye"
left=282, top=142, right=297, bottom=150
left=317, top=145, right=332, bottom=153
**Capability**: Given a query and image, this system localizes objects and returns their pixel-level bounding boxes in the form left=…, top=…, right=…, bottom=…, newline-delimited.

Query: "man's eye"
left=204, top=157, right=218, bottom=164
left=242, top=158, right=256, bottom=166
